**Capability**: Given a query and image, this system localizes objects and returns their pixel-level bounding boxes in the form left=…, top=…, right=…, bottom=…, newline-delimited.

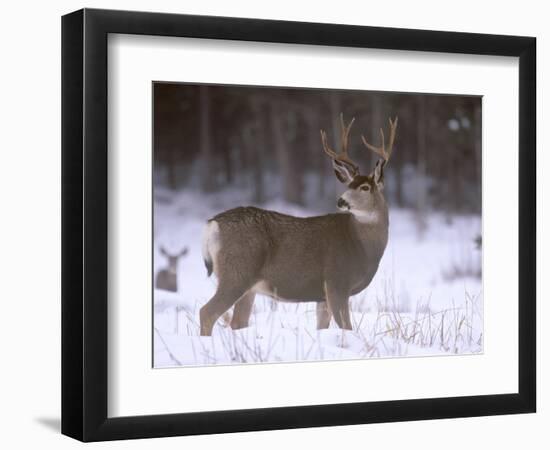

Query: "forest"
left=153, top=83, right=481, bottom=218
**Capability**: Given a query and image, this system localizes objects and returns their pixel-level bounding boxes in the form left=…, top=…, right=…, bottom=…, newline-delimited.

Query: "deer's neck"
left=349, top=205, right=389, bottom=253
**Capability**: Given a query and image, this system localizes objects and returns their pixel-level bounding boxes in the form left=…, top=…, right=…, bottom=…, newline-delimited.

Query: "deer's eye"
left=360, top=185, right=370, bottom=192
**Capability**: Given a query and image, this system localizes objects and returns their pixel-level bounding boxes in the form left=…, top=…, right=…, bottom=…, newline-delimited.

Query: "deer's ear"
left=179, top=247, right=189, bottom=257
left=333, top=160, right=354, bottom=184
left=160, top=246, right=168, bottom=257
left=373, top=160, right=385, bottom=189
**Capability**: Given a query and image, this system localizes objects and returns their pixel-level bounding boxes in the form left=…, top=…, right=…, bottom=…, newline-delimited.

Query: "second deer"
left=155, top=246, right=188, bottom=292
left=200, top=114, right=398, bottom=336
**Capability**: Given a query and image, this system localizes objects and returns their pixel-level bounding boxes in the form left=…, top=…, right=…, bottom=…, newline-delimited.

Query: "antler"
left=361, top=117, right=398, bottom=164
left=320, top=113, right=359, bottom=175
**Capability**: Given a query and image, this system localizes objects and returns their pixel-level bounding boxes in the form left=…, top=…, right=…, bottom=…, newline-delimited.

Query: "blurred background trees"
left=153, top=83, right=481, bottom=215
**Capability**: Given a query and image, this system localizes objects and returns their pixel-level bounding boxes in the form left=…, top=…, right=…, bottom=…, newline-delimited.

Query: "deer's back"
left=210, top=207, right=381, bottom=301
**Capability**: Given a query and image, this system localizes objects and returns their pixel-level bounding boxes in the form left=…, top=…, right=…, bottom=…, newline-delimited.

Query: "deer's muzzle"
left=337, top=197, right=350, bottom=210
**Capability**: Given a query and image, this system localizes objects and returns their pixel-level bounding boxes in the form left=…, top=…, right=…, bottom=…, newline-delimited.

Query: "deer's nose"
left=337, top=197, right=349, bottom=209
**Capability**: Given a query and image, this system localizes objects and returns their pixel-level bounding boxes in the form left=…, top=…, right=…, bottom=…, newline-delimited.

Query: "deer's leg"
left=230, top=291, right=255, bottom=330
left=325, top=284, right=352, bottom=330
left=200, top=284, right=249, bottom=336
left=316, top=301, right=331, bottom=329
left=331, top=300, right=352, bottom=330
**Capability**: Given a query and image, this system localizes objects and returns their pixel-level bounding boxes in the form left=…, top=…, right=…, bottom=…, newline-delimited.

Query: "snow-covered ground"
left=153, top=184, right=483, bottom=367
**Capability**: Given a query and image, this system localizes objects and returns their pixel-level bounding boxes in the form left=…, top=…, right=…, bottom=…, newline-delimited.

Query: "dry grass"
left=154, top=288, right=483, bottom=366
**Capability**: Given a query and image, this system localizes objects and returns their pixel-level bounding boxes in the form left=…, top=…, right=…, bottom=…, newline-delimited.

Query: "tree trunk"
left=395, top=163, right=404, bottom=207
left=252, top=100, right=267, bottom=203
left=271, top=103, right=303, bottom=205
left=302, top=110, right=320, bottom=199
left=222, top=139, right=233, bottom=185
left=474, top=103, right=482, bottom=213
left=393, top=104, right=405, bottom=207
left=415, top=96, right=428, bottom=235
left=166, top=145, right=177, bottom=190
left=199, top=85, right=215, bottom=192
left=327, top=92, right=342, bottom=200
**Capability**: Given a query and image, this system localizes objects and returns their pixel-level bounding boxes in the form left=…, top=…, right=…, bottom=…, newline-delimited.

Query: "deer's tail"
left=204, top=260, right=213, bottom=277
left=201, top=220, right=219, bottom=277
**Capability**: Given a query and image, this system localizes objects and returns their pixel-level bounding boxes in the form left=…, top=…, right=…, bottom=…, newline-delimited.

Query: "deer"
left=200, top=114, right=398, bottom=336
left=155, top=245, right=188, bottom=292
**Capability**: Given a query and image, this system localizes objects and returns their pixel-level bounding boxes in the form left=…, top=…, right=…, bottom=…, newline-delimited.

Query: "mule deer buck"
left=200, top=114, right=398, bottom=336
left=155, top=246, right=188, bottom=292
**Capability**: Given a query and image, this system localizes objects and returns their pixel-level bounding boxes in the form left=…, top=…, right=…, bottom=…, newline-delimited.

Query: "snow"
left=153, top=184, right=482, bottom=367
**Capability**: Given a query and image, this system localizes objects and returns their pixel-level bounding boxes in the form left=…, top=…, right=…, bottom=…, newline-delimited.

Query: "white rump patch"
left=201, top=221, right=221, bottom=272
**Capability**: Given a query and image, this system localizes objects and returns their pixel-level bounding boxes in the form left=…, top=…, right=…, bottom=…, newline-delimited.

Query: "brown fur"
left=200, top=203, right=388, bottom=335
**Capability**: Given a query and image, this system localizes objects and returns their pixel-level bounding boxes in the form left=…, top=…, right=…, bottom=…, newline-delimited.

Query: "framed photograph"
left=62, top=8, right=536, bottom=441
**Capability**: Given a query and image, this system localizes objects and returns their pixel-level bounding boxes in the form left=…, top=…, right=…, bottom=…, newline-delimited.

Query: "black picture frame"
left=61, top=8, right=536, bottom=442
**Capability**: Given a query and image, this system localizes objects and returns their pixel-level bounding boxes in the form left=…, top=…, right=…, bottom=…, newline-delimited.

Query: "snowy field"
left=153, top=184, right=483, bottom=368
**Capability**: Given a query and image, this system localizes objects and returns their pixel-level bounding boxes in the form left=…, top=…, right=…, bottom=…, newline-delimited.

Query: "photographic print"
left=153, top=83, right=482, bottom=368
